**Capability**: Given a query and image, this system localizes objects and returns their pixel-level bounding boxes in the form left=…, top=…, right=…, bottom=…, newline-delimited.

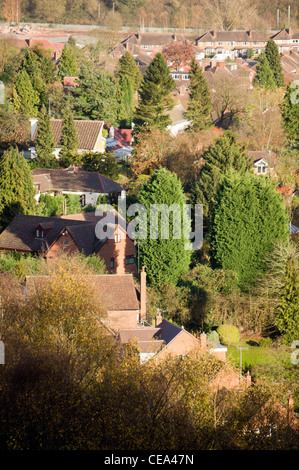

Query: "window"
left=207, top=41, right=212, bottom=46
left=80, top=194, right=86, bottom=207
left=110, top=258, right=114, bottom=268
left=141, top=44, right=148, bottom=49
left=114, top=233, right=121, bottom=243
left=35, top=229, right=44, bottom=238
left=218, top=42, right=223, bottom=46
left=182, top=74, right=190, bottom=80
left=125, top=255, right=135, bottom=265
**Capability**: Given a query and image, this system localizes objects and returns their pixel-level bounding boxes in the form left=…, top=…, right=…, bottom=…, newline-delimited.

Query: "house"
left=204, top=59, right=256, bottom=91
left=32, top=165, right=126, bottom=206
left=0, top=211, right=137, bottom=275
left=271, top=28, right=299, bottom=54
left=280, top=51, right=299, bottom=85
left=110, top=32, right=196, bottom=60
left=29, top=118, right=106, bottom=158
left=25, top=271, right=143, bottom=332
left=117, top=303, right=227, bottom=365
left=249, top=151, right=276, bottom=176
left=105, top=126, right=134, bottom=162
left=196, top=30, right=267, bottom=59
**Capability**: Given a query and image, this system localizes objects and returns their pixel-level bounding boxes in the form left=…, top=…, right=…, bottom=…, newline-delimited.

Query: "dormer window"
left=36, top=228, right=44, bottom=238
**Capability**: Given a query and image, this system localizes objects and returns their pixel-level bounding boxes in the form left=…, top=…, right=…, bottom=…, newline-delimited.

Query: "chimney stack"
left=155, top=308, right=163, bottom=327
left=200, top=332, right=207, bottom=350
left=246, top=371, right=252, bottom=388
left=140, top=266, right=147, bottom=322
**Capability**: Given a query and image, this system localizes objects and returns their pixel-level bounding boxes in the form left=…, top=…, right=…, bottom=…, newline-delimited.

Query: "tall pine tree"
left=59, top=109, right=79, bottom=167
left=210, top=171, right=290, bottom=289
left=11, top=69, right=39, bottom=117
left=35, top=105, right=56, bottom=168
left=254, top=52, right=276, bottom=90
left=264, top=39, right=284, bottom=88
left=0, top=147, right=36, bottom=229
left=58, top=43, right=78, bottom=79
left=136, top=167, right=191, bottom=287
left=115, top=51, right=143, bottom=92
left=133, top=53, right=175, bottom=140
left=192, top=131, right=251, bottom=223
left=281, top=81, right=299, bottom=142
left=185, top=58, right=212, bottom=131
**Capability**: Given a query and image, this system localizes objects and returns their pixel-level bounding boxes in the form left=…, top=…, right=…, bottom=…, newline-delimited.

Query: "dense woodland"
left=0, top=10, right=298, bottom=449
left=0, top=0, right=299, bottom=30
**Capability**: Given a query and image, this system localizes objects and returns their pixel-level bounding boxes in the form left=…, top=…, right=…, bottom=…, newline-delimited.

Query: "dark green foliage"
left=82, top=152, right=120, bottom=180
left=59, top=109, right=79, bottom=158
left=275, top=254, right=299, bottom=344
left=281, top=82, right=299, bottom=142
left=210, top=172, right=290, bottom=289
left=34, top=105, right=56, bottom=168
left=11, top=69, right=39, bottom=117
left=254, top=52, right=276, bottom=90
left=264, top=39, right=285, bottom=88
left=117, top=75, right=135, bottom=127
left=137, top=168, right=191, bottom=287
left=185, top=58, right=212, bottom=131
left=72, top=66, right=119, bottom=124
left=0, top=147, right=36, bottom=229
left=0, top=104, right=30, bottom=150
left=115, top=51, right=143, bottom=92
left=133, top=53, right=176, bottom=139
left=58, top=43, right=78, bottom=79
left=192, top=131, right=251, bottom=221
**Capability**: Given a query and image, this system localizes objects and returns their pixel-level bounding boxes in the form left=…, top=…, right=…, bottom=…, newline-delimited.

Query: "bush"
left=217, top=324, right=240, bottom=345
left=207, top=330, right=220, bottom=344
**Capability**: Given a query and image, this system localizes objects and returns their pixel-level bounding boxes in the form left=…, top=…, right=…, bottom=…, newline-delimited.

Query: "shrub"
left=207, top=330, right=220, bottom=344
left=217, top=324, right=240, bottom=345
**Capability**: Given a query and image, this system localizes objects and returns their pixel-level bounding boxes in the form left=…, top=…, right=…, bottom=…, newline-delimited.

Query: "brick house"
left=29, top=118, right=106, bottom=159
left=0, top=211, right=137, bottom=275
left=32, top=165, right=126, bottom=206
left=249, top=151, right=276, bottom=176
left=271, top=28, right=299, bottom=54
left=196, top=30, right=267, bottom=59
left=25, top=272, right=142, bottom=332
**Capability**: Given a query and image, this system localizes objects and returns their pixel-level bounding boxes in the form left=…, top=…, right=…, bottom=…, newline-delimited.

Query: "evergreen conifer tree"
left=192, top=131, right=251, bottom=222
left=136, top=167, right=191, bottom=287
left=59, top=109, right=79, bottom=166
left=185, top=58, right=212, bottom=131
left=133, top=53, right=175, bottom=140
left=281, top=81, right=299, bottom=142
left=210, top=172, right=290, bottom=289
left=0, top=147, right=36, bottom=229
left=35, top=105, right=56, bottom=168
left=11, top=69, right=39, bottom=117
left=118, top=75, right=135, bottom=127
left=115, top=51, right=143, bottom=92
left=58, top=43, right=78, bottom=79
left=254, top=52, right=276, bottom=90
left=264, top=39, right=284, bottom=88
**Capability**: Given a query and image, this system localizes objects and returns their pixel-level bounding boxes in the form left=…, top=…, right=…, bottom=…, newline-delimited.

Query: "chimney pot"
left=140, top=266, right=147, bottom=322
left=155, top=308, right=163, bottom=327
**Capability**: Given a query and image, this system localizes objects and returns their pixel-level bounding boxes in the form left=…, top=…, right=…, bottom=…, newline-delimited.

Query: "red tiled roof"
left=26, top=274, right=140, bottom=312
left=33, top=119, right=104, bottom=151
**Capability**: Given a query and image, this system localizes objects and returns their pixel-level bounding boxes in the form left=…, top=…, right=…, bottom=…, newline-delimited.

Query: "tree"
left=59, top=109, right=79, bottom=159
left=281, top=82, right=299, bottom=143
left=82, top=152, right=120, bottom=180
left=0, top=104, right=30, bottom=150
left=210, top=172, right=290, bottom=289
left=11, top=69, right=39, bottom=117
left=192, top=131, right=251, bottom=222
left=58, top=43, right=78, bottom=79
left=115, top=51, right=143, bottom=92
left=35, top=105, right=56, bottom=168
left=254, top=52, right=276, bottom=90
left=136, top=167, right=191, bottom=287
left=133, top=53, right=175, bottom=140
left=162, top=41, right=195, bottom=71
left=274, top=250, right=299, bottom=344
left=72, top=66, right=119, bottom=124
left=117, top=75, right=135, bottom=128
left=264, top=39, right=285, bottom=88
left=185, top=58, right=212, bottom=131
left=0, top=147, right=36, bottom=229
